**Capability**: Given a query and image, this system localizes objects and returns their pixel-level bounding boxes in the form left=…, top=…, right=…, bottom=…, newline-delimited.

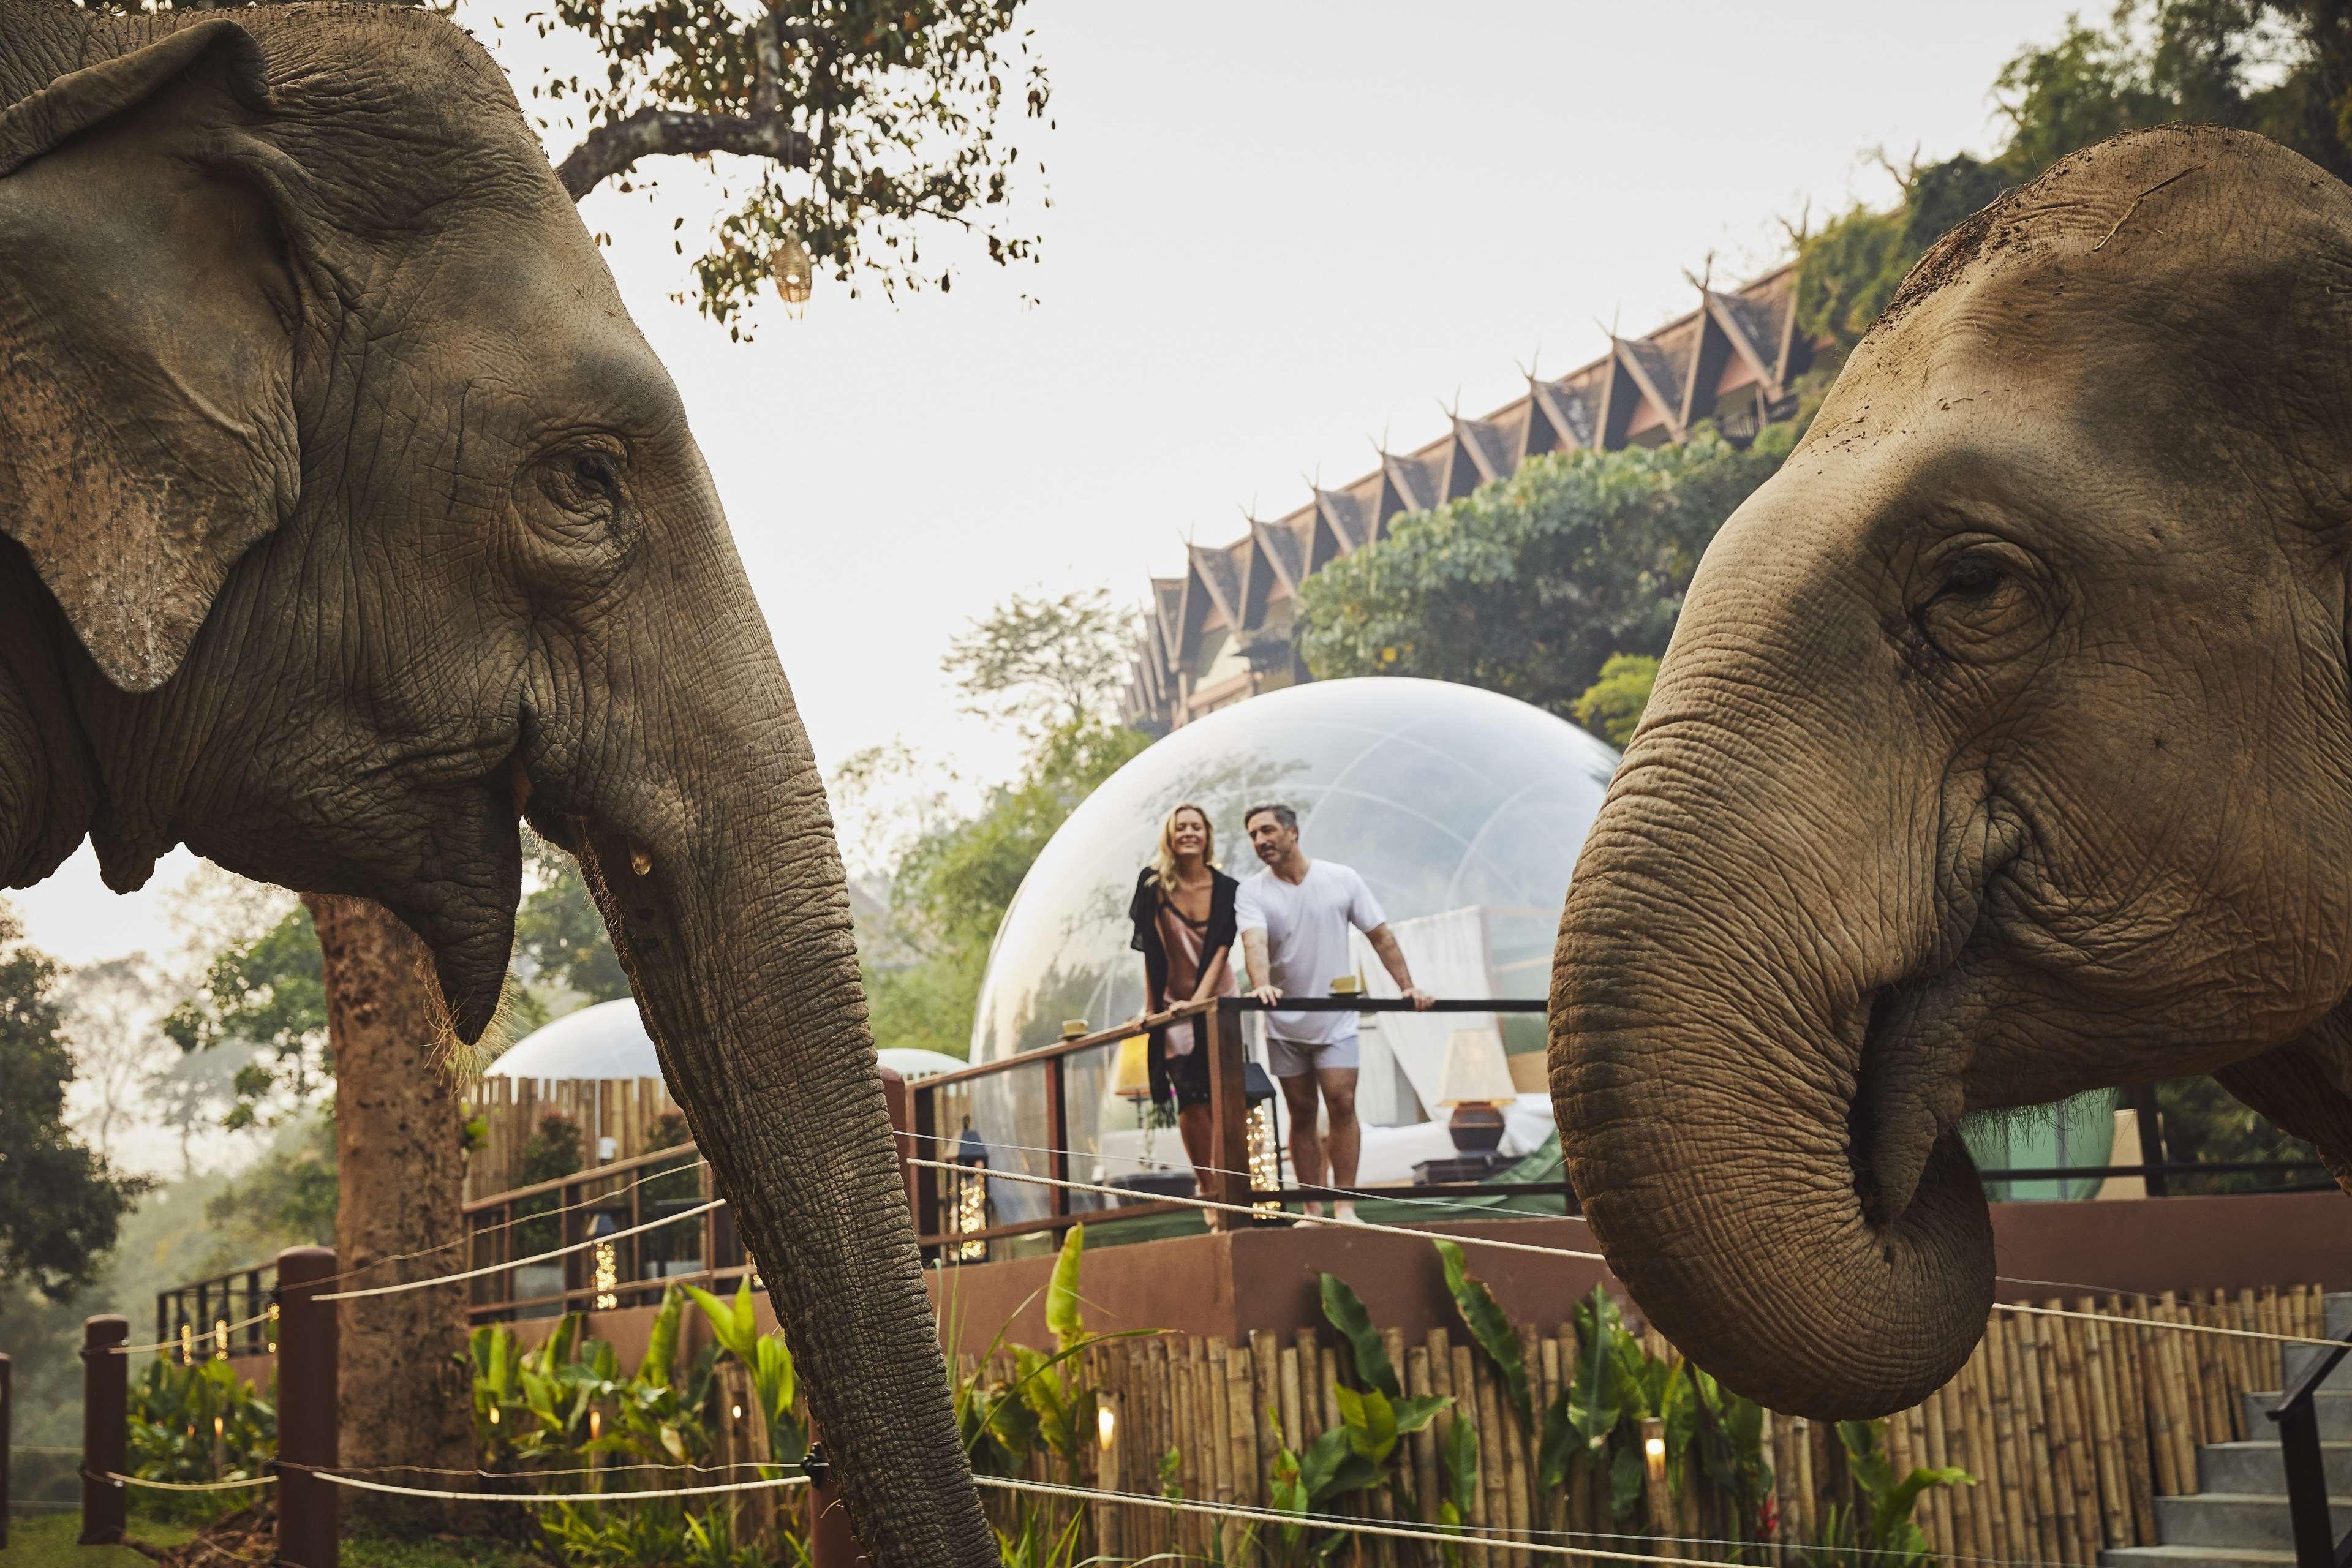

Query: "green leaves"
left=1298, top=1426, right=1382, bottom=1503
left=1835, top=1418, right=1975, bottom=1565
left=1435, top=1238, right=1532, bottom=1431
left=1318, top=1271, right=1399, bottom=1399
left=1045, top=1223, right=1085, bottom=1349
left=639, top=1283, right=685, bottom=1389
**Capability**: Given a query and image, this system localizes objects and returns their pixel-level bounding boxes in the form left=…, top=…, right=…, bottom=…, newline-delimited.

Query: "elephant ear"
left=2212, top=1035, right=2352, bottom=1196
left=0, top=20, right=298, bottom=693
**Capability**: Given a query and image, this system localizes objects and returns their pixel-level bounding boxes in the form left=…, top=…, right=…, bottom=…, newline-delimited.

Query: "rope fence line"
left=973, top=1473, right=2123, bottom=1568
left=316, top=1198, right=725, bottom=1302
left=894, top=1124, right=1569, bottom=1225
left=906, top=1157, right=1610, bottom=1262
left=355, top=1460, right=806, bottom=1481
left=299, top=1468, right=809, bottom=1504
left=108, top=1311, right=276, bottom=1358
left=1991, top=1298, right=2342, bottom=1347
left=971, top=1474, right=1806, bottom=1566
left=94, top=1472, right=276, bottom=1493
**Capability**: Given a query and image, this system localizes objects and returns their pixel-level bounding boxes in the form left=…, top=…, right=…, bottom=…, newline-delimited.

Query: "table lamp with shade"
left=1434, top=1027, right=1517, bottom=1153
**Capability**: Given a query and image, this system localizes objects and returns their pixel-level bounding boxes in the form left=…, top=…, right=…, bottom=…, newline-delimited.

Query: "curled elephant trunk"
left=562, top=748, right=997, bottom=1564
left=1550, top=531, right=1996, bottom=1419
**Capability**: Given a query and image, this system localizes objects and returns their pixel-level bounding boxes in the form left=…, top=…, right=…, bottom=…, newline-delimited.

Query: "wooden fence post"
left=1202, top=1000, right=1252, bottom=1226
left=804, top=1427, right=871, bottom=1567
left=276, top=1246, right=339, bottom=1568
left=78, top=1316, right=127, bottom=1546
left=2, top=1349, right=12, bottom=1550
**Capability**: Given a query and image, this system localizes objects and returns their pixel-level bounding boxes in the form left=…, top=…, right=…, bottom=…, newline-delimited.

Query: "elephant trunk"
left=568, top=738, right=996, bottom=1564
left=1550, top=527, right=1994, bottom=1420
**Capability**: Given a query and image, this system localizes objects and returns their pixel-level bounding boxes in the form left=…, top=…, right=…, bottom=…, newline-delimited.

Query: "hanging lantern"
left=951, top=1119, right=991, bottom=1263
left=771, top=234, right=813, bottom=316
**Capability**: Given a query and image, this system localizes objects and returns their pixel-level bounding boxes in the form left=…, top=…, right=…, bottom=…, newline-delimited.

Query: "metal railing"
left=156, top=1263, right=276, bottom=1360
left=2268, top=1324, right=2352, bottom=1568
left=905, top=994, right=1553, bottom=1261
left=459, top=1144, right=737, bottom=1322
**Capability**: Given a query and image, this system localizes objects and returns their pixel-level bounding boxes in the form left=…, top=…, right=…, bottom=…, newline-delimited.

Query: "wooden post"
left=2, top=1350, right=12, bottom=1550
left=277, top=1246, right=339, bottom=1568
left=79, top=1316, right=127, bottom=1546
left=1202, top=1000, right=1252, bottom=1226
left=804, top=1427, right=870, bottom=1567
left=1042, top=1057, right=1070, bottom=1244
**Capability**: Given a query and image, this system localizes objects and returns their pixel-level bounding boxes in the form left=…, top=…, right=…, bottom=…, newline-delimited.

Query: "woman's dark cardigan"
left=1128, top=865, right=1239, bottom=1107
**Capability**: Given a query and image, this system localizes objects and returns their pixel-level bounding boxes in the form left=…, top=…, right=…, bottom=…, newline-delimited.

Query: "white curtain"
left=1348, top=907, right=1496, bottom=1122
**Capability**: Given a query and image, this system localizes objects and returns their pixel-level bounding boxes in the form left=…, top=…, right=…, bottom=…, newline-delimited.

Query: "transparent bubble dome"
left=973, top=672, right=1618, bottom=1053
left=949, top=679, right=1618, bottom=1235
left=972, top=677, right=1620, bottom=1066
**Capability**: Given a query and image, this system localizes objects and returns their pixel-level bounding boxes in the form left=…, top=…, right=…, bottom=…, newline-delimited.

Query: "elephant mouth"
left=1851, top=968, right=1976, bottom=1227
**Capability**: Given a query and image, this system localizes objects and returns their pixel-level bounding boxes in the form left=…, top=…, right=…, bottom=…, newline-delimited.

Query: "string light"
left=1096, top=1402, right=1117, bottom=1452
left=592, top=1241, right=619, bottom=1311
left=214, top=1318, right=230, bottom=1360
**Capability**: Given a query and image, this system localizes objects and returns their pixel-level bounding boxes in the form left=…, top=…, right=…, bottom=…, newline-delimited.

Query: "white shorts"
left=1268, top=1034, right=1360, bottom=1077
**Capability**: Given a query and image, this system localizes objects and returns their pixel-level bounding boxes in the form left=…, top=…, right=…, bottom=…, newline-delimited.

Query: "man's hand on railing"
left=1401, top=986, right=1436, bottom=1011
left=1250, top=983, right=1283, bottom=1006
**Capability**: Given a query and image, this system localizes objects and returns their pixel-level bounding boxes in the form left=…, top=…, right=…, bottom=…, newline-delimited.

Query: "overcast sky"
left=13, top=0, right=2081, bottom=970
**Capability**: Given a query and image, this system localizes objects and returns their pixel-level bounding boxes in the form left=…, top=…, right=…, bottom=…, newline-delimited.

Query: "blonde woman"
left=1126, top=802, right=1240, bottom=1179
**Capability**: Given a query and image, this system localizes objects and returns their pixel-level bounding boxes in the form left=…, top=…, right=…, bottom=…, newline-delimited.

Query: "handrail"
left=462, top=1142, right=703, bottom=1213
left=2266, top=1325, right=2352, bottom=1568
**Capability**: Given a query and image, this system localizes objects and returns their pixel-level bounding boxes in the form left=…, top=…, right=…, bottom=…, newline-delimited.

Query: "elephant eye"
left=1939, top=554, right=2004, bottom=600
left=534, top=445, right=628, bottom=522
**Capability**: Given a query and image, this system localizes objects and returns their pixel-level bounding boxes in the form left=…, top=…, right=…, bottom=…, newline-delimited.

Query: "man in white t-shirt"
left=1235, top=802, right=1433, bottom=1222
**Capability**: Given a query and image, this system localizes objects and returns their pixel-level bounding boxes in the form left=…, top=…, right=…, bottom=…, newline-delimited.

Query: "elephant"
left=1550, top=124, right=2352, bottom=1423
left=0, top=1, right=993, bottom=1559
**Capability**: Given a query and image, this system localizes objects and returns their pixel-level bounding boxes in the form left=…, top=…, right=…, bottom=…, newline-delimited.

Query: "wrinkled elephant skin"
left=0, top=2, right=994, bottom=1559
left=1552, top=125, right=2352, bottom=1422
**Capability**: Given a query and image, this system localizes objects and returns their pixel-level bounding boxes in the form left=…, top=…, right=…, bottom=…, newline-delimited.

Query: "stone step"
left=2153, top=1491, right=2352, bottom=1549
left=2281, top=1293, right=2352, bottom=1392
left=2243, top=1388, right=2352, bottom=1440
left=2199, top=1439, right=2352, bottom=1494
left=2101, top=1546, right=2297, bottom=1568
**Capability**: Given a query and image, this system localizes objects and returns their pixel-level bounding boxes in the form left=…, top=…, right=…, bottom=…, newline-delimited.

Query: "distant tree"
left=0, top=903, right=145, bottom=1294
left=1798, top=2, right=2352, bottom=357
left=942, top=586, right=1130, bottom=734
left=1296, top=412, right=1817, bottom=718
left=164, top=910, right=330, bottom=1128
left=1572, top=654, right=1659, bottom=749
left=540, top=0, right=1051, bottom=328
left=85, top=0, right=1050, bottom=331
left=519, top=1112, right=587, bottom=1185
left=146, top=1044, right=249, bottom=1179
left=58, top=954, right=173, bottom=1161
left=516, top=831, right=631, bottom=1005
left=863, top=717, right=1149, bottom=1057
left=203, top=1111, right=339, bottom=1248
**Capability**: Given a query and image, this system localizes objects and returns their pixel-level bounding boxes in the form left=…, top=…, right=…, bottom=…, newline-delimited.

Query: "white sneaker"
left=1333, top=1202, right=1362, bottom=1226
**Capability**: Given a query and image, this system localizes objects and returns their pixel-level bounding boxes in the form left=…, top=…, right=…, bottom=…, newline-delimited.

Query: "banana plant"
left=1800, top=1418, right=1973, bottom=1568
left=685, top=1275, right=804, bottom=1461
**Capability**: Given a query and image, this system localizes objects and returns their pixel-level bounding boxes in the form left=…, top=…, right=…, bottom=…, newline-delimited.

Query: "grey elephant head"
left=1550, top=125, right=2352, bottom=1420
left=0, top=4, right=993, bottom=1559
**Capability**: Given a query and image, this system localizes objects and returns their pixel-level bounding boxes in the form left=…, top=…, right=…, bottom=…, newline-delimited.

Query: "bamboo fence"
left=457, top=1076, right=684, bottom=1200
left=960, top=1285, right=2329, bottom=1567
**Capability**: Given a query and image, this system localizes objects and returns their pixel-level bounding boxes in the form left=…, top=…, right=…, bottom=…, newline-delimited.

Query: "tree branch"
left=557, top=108, right=812, bottom=201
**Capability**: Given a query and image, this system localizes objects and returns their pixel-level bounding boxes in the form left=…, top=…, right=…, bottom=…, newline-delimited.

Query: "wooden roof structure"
left=1123, top=262, right=1815, bottom=733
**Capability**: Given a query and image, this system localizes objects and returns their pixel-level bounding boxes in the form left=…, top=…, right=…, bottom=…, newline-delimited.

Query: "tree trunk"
left=306, top=894, right=475, bottom=1531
